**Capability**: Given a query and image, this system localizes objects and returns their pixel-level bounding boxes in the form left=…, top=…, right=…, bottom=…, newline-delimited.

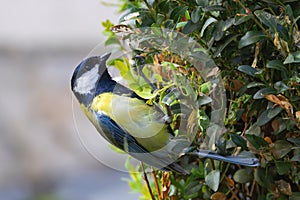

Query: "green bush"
left=102, top=0, right=300, bottom=199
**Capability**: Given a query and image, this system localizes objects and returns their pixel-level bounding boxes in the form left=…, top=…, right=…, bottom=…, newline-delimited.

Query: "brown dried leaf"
left=264, top=136, right=272, bottom=144
left=231, top=79, right=243, bottom=92
left=211, top=192, right=226, bottom=200
left=265, top=94, right=293, bottom=118
left=225, top=176, right=235, bottom=187
left=275, top=179, right=292, bottom=196
left=271, top=118, right=280, bottom=132
left=296, top=111, right=300, bottom=123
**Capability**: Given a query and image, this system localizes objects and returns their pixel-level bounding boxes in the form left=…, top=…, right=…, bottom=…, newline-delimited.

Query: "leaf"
left=275, top=161, right=292, bottom=175
left=182, top=20, right=202, bottom=34
left=256, top=106, right=283, bottom=126
left=200, top=17, right=217, bottom=37
left=271, top=140, right=293, bottom=159
left=213, top=18, right=235, bottom=41
left=205, top=170, right=220, bottom=192
left=275, top=179, right=292, bottom=196
left=198, top=95, right=212, bottom=105
left=254, top=10, right=277, bottom=32
left=238, top=65, right=258, bottom=77
left=230, top=133, right=248, bottom=150
left=233, top=168, right=253, bottom=183
left=214, top=35, right=239, bottom=57
left=253, top=88, right=275, bottom=99
left=276, top=24, right=289, bottom=41
left=265, top=94, right=293, bottom=117
left=170, top=6, right=188, bottom=22
left=245, top=134, right=268, bottom=150
left=274, top=81, right=289, bottom=93
left=176, top=21, right=188, bottom=28
left=283, top=51, right=300, bottom=64
left=202, top=5, right=225, bottom=12
left=234, top=14, right=253, bottom=25
left=239, top=31, right=267, bottom=48
left=266, top=60, right=288, bottom=79
left=247, top=82, right=265, bottom=88
left=211, top=192, right=226, bottom=200
left=191, top=7, right=201, bottom=23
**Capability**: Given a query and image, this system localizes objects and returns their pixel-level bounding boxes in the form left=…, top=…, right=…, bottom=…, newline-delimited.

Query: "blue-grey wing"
left=96, top=112, right=148, bottom=154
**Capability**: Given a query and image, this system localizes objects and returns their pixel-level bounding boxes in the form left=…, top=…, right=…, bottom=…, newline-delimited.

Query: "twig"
left=141, top=162, right=155, bottom=200
left=151, top=169, right=162, bottom=200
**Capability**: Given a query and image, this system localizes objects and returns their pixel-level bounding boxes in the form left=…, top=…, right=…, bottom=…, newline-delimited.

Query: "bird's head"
left=71, top=52, right=111, bottom=106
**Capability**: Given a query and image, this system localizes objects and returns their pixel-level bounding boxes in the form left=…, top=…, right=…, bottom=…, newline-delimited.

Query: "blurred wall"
left=0, top=1, right=138, bottom=199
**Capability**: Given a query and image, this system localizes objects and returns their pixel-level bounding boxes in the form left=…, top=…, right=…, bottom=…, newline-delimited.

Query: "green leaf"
left=176, top=21, right=188, bottom=28
left=191, top=7, right=201, bottom=23
left=202, top=5, right=225, bottom=12
left=234, top=14, right=253, bottom=25
left=233, top=168, right=253, bottom=183
left=256, top=106, right=283, bottom=126
left=214, top=35, right=239, bottom=57
left=275, top=161, right=292, bottom=175
left=254, top=10, right=277, bottom=32
left=245, top=134, right=268, bottom=150
left=213, top=18, right=234, bottom=41
left=274, top=81, right=289, bottom=93
left=276, top=24, right=289, bottom=41
left=287, top=137, right=300, bottom=147
left=253, top=88, right=275, bottom=99
left=182, top=20, right=202, bottom=34
left=239, top=31, right=267, bottom=48
left=200, top=17, right=217, bottom=37
left=238, top=65, right=258, bottom=77
left=230, top=133, right=248, bottom=150
left=170, top=6, right=188, bottom=22
left=283, top=51, right=300, bottom=64
left=266, top=60, right=288, bottom=79
left=271, top=140, right=293, bottom=159
left=247, top=82, right=265, bottom=88
left=205, top=170, right=220, bottom=192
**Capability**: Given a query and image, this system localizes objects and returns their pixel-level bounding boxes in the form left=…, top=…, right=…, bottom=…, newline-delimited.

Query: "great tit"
left=71, top=53, right=259, bottom=174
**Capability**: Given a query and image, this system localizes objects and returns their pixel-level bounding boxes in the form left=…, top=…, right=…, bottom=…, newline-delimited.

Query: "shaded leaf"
left=200, top=17, right=217, bottom=37
left=238, top=65, right=258, bottom=77
left=254, top=10, right=277, bottom=32
left=271, top=140, right=293, bottom=159
left=253, top=88, right=275, bottom=99
left=256, top=106, right=283, bottom=126
left=214, top=35, right=239, bottom=57
left=239, top=31, right=267, bottom=48
left=191, top=7, right=201, bottom=23
left=230, top=133, right=248, bottom=150
left=182, top=20, right=202, bottom=34
left=275, top=161, right=292, bottom=175
left=245, top=134, right=268, bottom=149
left=170, top=6, right=188, bottom=22
left=247, top=82, right=265, bottom=88
left=274, top=81, right=289, bottom=93
left=284, top=51, right=300, bottom=64
left=234, top=14, right=253, bottom=25
left=205, top=170, right=220, bottom=192
left=266, top=60, right=288, bottom=79
left=202, top=5, right=225, bottom=12
left=233, top=168, right=253, bottom=183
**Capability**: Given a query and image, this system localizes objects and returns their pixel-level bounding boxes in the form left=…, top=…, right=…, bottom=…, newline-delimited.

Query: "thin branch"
left=141, top=162, right=155, bottom=200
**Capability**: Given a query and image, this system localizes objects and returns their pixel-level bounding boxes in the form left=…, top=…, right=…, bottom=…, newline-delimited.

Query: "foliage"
left=102, top=0, right=300, bottom=199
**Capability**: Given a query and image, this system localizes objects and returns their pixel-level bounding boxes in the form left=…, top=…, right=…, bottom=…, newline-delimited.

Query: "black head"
left=71, top=52, right=112, bottom=106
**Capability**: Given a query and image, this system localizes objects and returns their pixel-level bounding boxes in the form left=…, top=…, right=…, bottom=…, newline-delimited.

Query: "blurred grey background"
left=0, top=0, right=139, bottom=199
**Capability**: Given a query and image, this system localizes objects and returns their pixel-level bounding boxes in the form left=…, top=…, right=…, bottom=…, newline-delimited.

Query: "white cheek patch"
left=74, top=65, right=100, bottom=94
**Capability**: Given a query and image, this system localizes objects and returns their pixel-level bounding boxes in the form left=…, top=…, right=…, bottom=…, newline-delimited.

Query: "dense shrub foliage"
left=102, top=0, right=300, bottom=199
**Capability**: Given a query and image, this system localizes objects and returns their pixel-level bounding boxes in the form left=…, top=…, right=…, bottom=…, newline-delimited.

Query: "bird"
left=71, top=52, right=259, bottom=174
